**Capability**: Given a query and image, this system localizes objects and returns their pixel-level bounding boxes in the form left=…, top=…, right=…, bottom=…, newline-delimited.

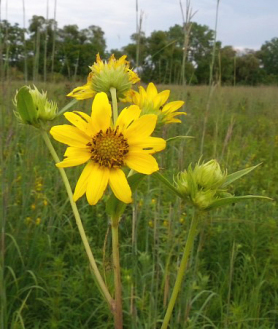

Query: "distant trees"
left=0, top=16, right=277, bottom=85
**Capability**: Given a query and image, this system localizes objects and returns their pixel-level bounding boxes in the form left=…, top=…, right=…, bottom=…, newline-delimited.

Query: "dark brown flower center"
left=88, top=127, right=129, bottom=168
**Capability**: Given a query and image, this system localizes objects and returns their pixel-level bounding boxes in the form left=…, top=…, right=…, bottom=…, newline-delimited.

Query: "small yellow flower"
left=50, top=92, right=166, bottom=205
left=31, top=204, right=36, bottom=210
left=132, top=83, right=185, bottom=125
left=67, top=54, right=140, bottom=101
left=25, top=216, right=32, bottom=224
left=36, top=217, right=41, bottom=225
left=148, top=220, right=154, bottom=228
left=163, top=220, right=169, bottom=227
left=43, top=199, right=48, bottom=206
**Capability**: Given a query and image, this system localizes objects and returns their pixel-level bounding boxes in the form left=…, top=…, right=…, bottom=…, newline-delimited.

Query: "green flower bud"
left=14, top=86, right=57, bottom=127
left=194, top=160, right=226, bottom=190
left=192, top=189, right=216, bottom=210
left=175, top=170, right=190, bottom=196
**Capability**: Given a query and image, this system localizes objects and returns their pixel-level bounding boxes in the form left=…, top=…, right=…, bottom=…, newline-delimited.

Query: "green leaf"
left=57, top=99, right=79, bottom=116
left=222, top=163, right=262, bottom=188
left=153, top=172, right=183, bottom=198
left=106, top=173, right=145, bottom=218
left=207, top=195, right=273, bottom=210
left=167, top=136, right=194, bottom=143
left=16, top=86, right=37, bottom=124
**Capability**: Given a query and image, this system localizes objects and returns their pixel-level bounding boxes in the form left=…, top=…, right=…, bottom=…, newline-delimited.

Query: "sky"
left=1, top=0, right=278, bottom=51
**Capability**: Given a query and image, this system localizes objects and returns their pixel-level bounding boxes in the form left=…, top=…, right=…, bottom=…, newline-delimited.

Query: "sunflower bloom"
left=132, top=83, right=186, bottom=125
left=50, top=92, right=166, bottom=205
left=67, top=54, right=140, bottom=101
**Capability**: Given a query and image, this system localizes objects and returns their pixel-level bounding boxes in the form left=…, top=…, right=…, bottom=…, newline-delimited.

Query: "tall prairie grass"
left=1, top=82, right=278, bottom=328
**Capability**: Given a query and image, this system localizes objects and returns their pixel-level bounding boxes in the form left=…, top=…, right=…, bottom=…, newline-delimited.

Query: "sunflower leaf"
left=106, top=173, right=145, bottom=218
left=166, top=136, right=194, bottom=143
left=206, top=195, right=273, bottom=210
left=221, top=163, right=261, bottom=188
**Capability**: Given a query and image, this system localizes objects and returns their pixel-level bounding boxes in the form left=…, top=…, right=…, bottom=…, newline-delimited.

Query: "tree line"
left=0, top=15, right=277, bottom=85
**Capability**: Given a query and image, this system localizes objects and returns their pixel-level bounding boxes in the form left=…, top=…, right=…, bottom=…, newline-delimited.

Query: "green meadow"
left=1, top=82, right=278, bottom=328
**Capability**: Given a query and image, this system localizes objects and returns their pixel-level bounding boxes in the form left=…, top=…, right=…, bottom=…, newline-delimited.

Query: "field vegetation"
left=1, top=81, right=278, bottom=328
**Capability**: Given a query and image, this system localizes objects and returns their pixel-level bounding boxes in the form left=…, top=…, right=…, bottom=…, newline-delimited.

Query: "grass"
left=1, top=82, right=278, bottom=328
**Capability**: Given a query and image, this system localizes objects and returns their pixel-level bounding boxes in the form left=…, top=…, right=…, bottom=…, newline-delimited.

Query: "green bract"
left=14, top=86, right=58, bottom=127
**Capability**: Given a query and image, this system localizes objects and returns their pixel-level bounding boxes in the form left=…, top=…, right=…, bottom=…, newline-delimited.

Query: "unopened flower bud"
left=194, top=160, right=226, bottom=190
left=192, top=190, right=216, bottom=209
left=14, top=86, right=57, bottom=127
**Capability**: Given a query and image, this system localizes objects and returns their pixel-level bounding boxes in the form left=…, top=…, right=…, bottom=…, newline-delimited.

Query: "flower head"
left=67, top=54, right=140, bottom=101
left=14, top=86, right=57, bottom=127
left=132, top=83, right=185, bottom=125
left=50, top=92, right=166, bottom=205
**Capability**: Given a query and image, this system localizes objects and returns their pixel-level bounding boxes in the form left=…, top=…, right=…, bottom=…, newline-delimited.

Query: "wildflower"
left=67, top=54, right=140, bottom=101
left=132, top=83, right=185, bottom=125
left=14, top=86, right=57, bottom=127
left=25, top=216, right=32, bottom=225
left=31, top=204, right=36, bottom=210
left=43, top=199, right=48, bottom=206
left=36, top=217, right=41, bottom=225
left=148, top=221, right=154, bottom=228
left=50, top=92, right=166, bottom=205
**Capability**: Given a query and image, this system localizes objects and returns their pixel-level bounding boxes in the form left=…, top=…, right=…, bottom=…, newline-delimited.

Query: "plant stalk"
left=111, top=216, right=123, bottom=329
left=110, top=87, right=118, bottom=124
left=41, top=129, right=114, bottom=308
left=161, top=209, right=199, bottom=329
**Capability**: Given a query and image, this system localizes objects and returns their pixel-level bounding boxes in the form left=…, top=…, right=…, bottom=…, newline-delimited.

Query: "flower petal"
left=67, top=74, right=95, bottom=100
left=116, top=105, right=141, bottom=133
left=64, top=111, right=92, bottom=136
left=109, top=168, right=132, bottom=203
left=73, top=161, right=95, bottom=202
left=91, top=93, right=112, bottom=132
left=86, top=164, right=109, bottom=205
left=146, top=83, right=158, bottom=98
left=50, top=125, right=89, bottom=147
left=125, top=151, right=160, bottom=174
left=129, top=136, right=166, bottom=153
left=153, top=90, right=170, bottom=109
left=162, top=101, right=184, bottom=114
left=56, top=148, right=91, bottom=167
left=124, top=114, right=157, bottom=139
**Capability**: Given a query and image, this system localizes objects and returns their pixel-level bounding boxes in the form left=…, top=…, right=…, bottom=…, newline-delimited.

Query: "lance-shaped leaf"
left=166, top=136, right=194, bottom=144
left=222, top=163, right=261, bottom=188
left=207, top=195, right=273, bottom=210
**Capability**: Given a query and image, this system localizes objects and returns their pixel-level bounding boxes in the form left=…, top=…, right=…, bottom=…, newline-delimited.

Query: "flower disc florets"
left=89, top=127, right=129, bottom=168
left=67, top=54, right=140, bottom=101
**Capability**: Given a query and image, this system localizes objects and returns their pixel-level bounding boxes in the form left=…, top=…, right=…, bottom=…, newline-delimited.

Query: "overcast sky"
left=2, top=0, right=278, bottom=51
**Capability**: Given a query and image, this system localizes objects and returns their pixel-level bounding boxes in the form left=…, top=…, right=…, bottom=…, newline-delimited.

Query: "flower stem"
left=161, top=209, right=199, bottom=329
left=111, top=216, right=123, bottom=329
left=41, top=130, right=114, bottom=308
left=110, top=87, right=118, bottom=124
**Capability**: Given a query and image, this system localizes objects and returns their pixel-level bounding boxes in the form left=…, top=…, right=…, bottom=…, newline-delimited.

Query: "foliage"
left=1, top=82, right=278, bottom=327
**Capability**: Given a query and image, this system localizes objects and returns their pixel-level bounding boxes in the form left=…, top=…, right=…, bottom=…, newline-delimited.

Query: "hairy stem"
left=161, top=209, right=199, bottom=329
left=111, top=216, right=123, bottom=329
left=41, top=130, right=114, bottom=308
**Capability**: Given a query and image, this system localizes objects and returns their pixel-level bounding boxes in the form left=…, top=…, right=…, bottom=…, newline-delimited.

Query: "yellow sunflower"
left=132, top=83, right=186, bottom=125
left=67, top=54, right=140, bottom=101
left=50, top=92, right=166, bottom=205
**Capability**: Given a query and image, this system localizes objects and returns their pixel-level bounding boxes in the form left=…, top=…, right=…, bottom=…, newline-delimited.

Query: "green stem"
left=110, top=87, right=118, bottom=124
left=41, top=130, right=114, bottom=308
left=161, top=209, right=199, bottom=329
left=153, top=172, right=184, bottom=199
left=111, top=216, right=123, bottom=329
left=57, top=99, right=79, bottom=117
